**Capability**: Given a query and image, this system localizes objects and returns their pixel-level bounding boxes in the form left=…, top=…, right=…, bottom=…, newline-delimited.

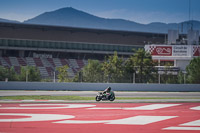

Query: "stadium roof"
left=0, top=22, right=166, bottom=46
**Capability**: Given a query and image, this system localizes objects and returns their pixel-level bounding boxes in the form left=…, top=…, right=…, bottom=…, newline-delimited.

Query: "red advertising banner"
left=193, top=46, right=200, bottom=56
left=149, top=46, right=172, bottom=56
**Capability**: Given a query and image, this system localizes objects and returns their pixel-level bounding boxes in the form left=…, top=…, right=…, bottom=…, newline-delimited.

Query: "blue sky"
left=0, top=0, right=200, bottom=24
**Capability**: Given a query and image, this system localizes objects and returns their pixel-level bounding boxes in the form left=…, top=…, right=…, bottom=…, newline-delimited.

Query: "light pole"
left=53, top=71, right=56, bottom=83
left=26, top=70, right=28, bottom=82
left=133, top=72, right=135, bottom=84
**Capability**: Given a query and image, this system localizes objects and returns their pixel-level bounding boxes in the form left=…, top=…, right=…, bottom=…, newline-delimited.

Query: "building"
left=0, top=22, right=166, bottom=79
left=145, top=30, right=200, bottom=75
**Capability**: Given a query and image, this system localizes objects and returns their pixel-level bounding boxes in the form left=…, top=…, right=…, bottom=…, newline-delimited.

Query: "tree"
left=186, top=57, right=200, bottom=84
left=178, top=71, right=185, bottom=84
left=160, top=63, right=178, bottom=84
left=128, top=48, right=155, bottom=83
left=18, top=66, right=41, bottom=81
left=81, top=59, right=103, bottom=82
left=102, top=51, right=125, bottom=83
left=7, top=66, right=18, bottom=81
left=0, top=66, right=18, bottom=81
left=56, top=65, right=70, bottom=82
left=124, top=56, right=136, bottom=83
left=28, top=66, right=41, bottom=81
left=0, top=66, right=8, bottom=81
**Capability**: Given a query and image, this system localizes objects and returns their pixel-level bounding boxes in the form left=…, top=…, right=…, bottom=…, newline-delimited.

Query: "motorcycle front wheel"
left=96, top=96, right=101, bottom=101
left=109, top=96, right=115, bottom=101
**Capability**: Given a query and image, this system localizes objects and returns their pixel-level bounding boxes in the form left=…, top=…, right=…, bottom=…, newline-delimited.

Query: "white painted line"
left=21, top=100, right=35, bottom=102
left=55, top=120, right=107, bottom=124
left=0, top=104, right=96, bottom=109
left=89, top=104, right=181, bottom=110
left=190, top=106, right=200, bottom=110
left=106, top=116, right=177, bottom=125
left=181, top=119, right=200, bottom=126
left=0, top=113, right=74, bottom=122
left=88, top=107, right=123, bottom=110
left=54, top=116, right=177, bottom=125
left=164, top=127, right=200, bottom=131
left=48, top=100, right=65, bottom=102
left=124, top=104, right=181, bottom=110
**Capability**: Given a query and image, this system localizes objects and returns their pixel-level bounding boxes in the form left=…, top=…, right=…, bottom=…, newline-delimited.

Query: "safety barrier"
left=0, top=82, right=200, bottom=92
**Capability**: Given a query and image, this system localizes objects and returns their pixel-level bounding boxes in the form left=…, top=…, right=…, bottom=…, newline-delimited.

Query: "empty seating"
left=67, top=67, right=75, bottom=77
left=38, top=67, right=49, bottom=77
left=3, top=57, right=11, bottom=67
left=17, top=57, right=27, bottom=66
left=26, top=57, right=36, bottom=66
left=0, top=57, right=10, bottom=67
left=69, top=59, right=79, bottom=68
left=0, top=57, right=93, bottom=79
left=47, top=58, right=56, bottom=67
left=46, top=67, right=54, bottom=76
left=83, top=59, right=88, bottom=66
left=77, top=59, right=84, bottom=68
left=60, top=59, right=68, bottom=66
left=53, top=58, right=62, bottom=67
left=33, top=58, right=43, bottom=67
left=9, top=57, right=19, bottom=66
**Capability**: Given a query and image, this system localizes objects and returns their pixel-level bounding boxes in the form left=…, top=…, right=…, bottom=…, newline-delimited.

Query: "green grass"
left=0, top=95, right=200, bottom=100
left=0, top=95, right=94, bottom=100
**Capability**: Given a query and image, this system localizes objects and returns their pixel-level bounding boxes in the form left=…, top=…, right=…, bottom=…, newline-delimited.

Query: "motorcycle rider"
left=103, top=87, right=114, bottom=99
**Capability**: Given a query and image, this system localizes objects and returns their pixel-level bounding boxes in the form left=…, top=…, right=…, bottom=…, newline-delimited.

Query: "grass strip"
left=0, top=95, right=200, bottom=100
left=0, top=95, right=93, bottom=100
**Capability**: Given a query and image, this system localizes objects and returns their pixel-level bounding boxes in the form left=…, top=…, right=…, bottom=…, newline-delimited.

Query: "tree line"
left=58, top=49, right=200, bottom=84
left=0, top=49, right=200, bottom=83
left=0, top=66, right=41, bottom=82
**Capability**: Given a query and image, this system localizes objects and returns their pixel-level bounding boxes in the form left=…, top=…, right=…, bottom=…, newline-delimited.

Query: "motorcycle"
left=95, top=91, right=115, bottom=101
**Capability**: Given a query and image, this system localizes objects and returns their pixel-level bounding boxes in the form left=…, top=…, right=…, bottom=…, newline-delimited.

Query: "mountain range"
left=1, top=7, right=200, bottom=33
left=0, top=18, right=19, bottom=23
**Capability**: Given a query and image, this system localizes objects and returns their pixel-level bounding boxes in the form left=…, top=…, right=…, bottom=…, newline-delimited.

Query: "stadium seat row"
left=0, top=57, right=88, bottom=78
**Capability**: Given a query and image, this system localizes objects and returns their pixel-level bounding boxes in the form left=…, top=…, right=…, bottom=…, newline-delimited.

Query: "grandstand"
left=0, top=56, right=85, bottom=78
left=0, top=22, right=166, bottom=79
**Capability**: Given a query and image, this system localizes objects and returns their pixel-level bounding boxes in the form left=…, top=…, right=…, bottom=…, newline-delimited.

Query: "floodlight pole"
left=184, top=73, right=186, bottom=84
left=158, top=73, right=160, bottom=84
left=53, top=71, right=56, bottom=83
left=26, top=70, right=28, bottom=82
left=133, top=72, right=135, bottom=84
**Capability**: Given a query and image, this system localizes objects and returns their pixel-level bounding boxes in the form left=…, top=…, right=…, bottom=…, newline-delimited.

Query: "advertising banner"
left=146, top=45, right=200, bottom=57
left=172, top=46, right=189, bottom=56
left=148, top=45, right=172, bottom=56
left=193, top=46, right=200, bottom=56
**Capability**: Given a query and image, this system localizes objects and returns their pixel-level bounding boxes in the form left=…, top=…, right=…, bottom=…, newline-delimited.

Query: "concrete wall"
left=0, top=82, right=200, bottom=92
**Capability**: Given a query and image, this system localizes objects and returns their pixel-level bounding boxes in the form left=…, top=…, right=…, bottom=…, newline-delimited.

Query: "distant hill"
left=24, top=7, right=146, bottom=31
left=0, top=18, right=19, bottom=23
left=1, top=7, right=200, bottom=33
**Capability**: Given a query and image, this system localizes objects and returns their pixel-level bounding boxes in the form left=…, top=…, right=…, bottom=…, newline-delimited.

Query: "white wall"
left=175, top=60, right=190, bottom=71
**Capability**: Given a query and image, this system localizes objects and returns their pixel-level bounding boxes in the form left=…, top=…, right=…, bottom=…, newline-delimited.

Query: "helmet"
left=107, top=87, right=111, bottom=91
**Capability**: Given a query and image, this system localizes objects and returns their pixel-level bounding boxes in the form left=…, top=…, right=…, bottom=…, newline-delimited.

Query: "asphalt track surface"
left=0, top=103, right=200, bottom=133
left=1, top=91, right=200, bottom=103
left=1, top=91, right=200, bottom=98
